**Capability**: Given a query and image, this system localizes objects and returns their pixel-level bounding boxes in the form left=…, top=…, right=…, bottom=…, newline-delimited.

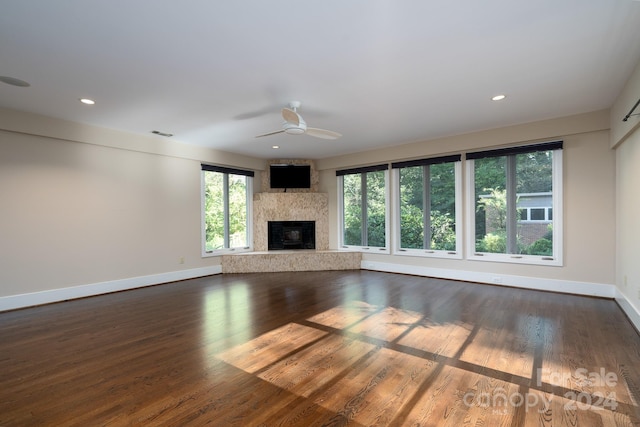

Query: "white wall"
left=616, top=131, right=640, bottom=315
left=0, top=102, right=630, bottom=314
left=317, top=111, right=617, bottom=295
left=0, top=109, right=264, bottom=308
left=611, top=59, right=640, bottom=325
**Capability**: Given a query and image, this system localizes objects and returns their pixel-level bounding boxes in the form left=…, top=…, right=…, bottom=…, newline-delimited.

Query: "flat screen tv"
left=270, top=164, right=311, bottom=189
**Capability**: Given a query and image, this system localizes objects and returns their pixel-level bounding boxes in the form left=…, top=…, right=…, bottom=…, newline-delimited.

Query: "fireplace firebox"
left=268, top=221, right=315, bottom=250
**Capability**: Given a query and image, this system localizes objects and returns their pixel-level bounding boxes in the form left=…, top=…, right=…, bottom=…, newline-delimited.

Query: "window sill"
left=393, top=249, right=463, bottom=260
left=340, top=246, right=390, bottom=255
left=468, top=253, right=562, bottom=267
left=203, top=247, right=253, bottom=257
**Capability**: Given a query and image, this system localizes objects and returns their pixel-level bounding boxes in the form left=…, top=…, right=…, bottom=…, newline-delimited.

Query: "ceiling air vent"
left=0, top=76, right=30, bottom=87
left=151, top=130, right=173, bottom=137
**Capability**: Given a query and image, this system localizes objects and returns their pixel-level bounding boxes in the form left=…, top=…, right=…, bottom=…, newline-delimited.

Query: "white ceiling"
left=1, top=0, right=640, bottom=160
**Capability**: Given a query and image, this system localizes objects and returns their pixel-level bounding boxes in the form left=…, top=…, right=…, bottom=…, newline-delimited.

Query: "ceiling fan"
left=255, top=101, right=341, bottom=140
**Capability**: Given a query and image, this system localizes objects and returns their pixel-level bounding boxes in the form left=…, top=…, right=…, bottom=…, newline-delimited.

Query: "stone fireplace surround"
left=221, top=160, right=362, bottom=273
left=253, top=192, right=329, bottom=251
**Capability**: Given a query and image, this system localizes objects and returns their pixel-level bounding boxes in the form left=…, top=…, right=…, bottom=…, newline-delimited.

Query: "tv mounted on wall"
left=269, top=164, right=311, bottom=189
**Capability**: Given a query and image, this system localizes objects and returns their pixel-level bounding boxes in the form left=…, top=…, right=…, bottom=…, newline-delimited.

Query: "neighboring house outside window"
left=480, top=192, right=552, bottom=249
left=467, top=141, right=563, bottom=265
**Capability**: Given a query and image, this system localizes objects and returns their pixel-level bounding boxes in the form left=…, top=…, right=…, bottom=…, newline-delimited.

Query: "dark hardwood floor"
left=1, top=270, right=639, bottom=426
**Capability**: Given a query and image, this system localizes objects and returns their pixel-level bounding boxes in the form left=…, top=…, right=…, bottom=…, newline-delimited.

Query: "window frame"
left=201, top=164, right=253, bottom=257
left=465, top=142, right=563, bottom=266
left=391, top=155, right=463, bottom=259
left=337, top=164, right=390, bottom=254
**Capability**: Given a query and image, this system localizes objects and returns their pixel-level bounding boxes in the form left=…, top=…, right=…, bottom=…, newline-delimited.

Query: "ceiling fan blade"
left=306, top=127, right=342, bottom=140
left=255, top=130, right=285, bottom=138
left=281, top=108, right=300, bottom=126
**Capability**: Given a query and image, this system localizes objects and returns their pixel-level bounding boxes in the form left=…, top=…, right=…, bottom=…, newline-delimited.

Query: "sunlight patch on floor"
left=346, top=306, right=424, bottom=341
left=215, top=323, right=327, bottom=373
left=306, top=301, right=379, bottom=330
left=258, top=334, right=375, bottom=398
left=397, top=319, right=473, bottom=358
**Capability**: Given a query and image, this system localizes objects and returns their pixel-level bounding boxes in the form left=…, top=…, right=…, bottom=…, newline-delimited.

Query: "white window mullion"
left=244, top=176, right=253, bottom=250
left=423, top=165, right=431, bottom=250
left=466, top=159, right=477, bottom=258
left=506, top=155, right=518, bottom=254
left=361, top=173, right=368, bottom=247
left=223, top=173, right=230, bottom=249
left=551, top=149, right=563, bottom=264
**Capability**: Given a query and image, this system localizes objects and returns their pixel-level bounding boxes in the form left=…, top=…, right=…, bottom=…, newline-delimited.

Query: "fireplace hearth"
left=268, top=221, right=315, bottom=250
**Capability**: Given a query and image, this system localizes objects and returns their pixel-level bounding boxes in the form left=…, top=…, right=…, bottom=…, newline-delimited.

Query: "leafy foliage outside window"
left=398, top=162, right=456, bottom=251
left=203, top=171, right=249, bottom=251
left=342, top=170, right=387, bottom=248
left=342, top=174, right=362, bottom=246
left=474, top=150, right=554, bottom=256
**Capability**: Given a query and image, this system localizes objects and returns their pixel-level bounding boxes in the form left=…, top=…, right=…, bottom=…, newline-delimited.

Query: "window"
left=518, top=204, right=552, bottom=222
left=392, top=155, right=462, bottom=258
left=201, top=164, right=253, bottom=255
left=466, top=141, right=563, bottom=265
left=337, top=164, right=389, bottom=251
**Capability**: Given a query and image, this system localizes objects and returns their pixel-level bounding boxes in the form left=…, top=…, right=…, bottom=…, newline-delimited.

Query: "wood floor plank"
left=1, top=270, right=639, bottom=426
left=257, top=334, right=376, bottom=398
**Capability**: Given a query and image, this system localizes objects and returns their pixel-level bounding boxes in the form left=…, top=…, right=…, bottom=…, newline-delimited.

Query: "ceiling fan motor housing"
left=283, top=119, right=306, bottom=135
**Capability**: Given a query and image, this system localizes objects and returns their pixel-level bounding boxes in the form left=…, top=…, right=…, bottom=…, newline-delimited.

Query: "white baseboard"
left=361, top=260, right=640, bottom=332
left=0, top=265, right=222, bottom=312
left=615, top=289, right=640, bottom=333
left=360, top=260, right=616, bottom=298
left=6, top=263, right=638, bottom=334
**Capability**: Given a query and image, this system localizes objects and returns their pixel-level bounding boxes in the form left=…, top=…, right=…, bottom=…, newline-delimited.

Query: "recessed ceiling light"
left=0, top=76, right=31, bottom=87
left=79, top=98, right=95, bottom=105
left=272, top=145, right=280, bottom=149
left=491, top=94, right=506, bottom=101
